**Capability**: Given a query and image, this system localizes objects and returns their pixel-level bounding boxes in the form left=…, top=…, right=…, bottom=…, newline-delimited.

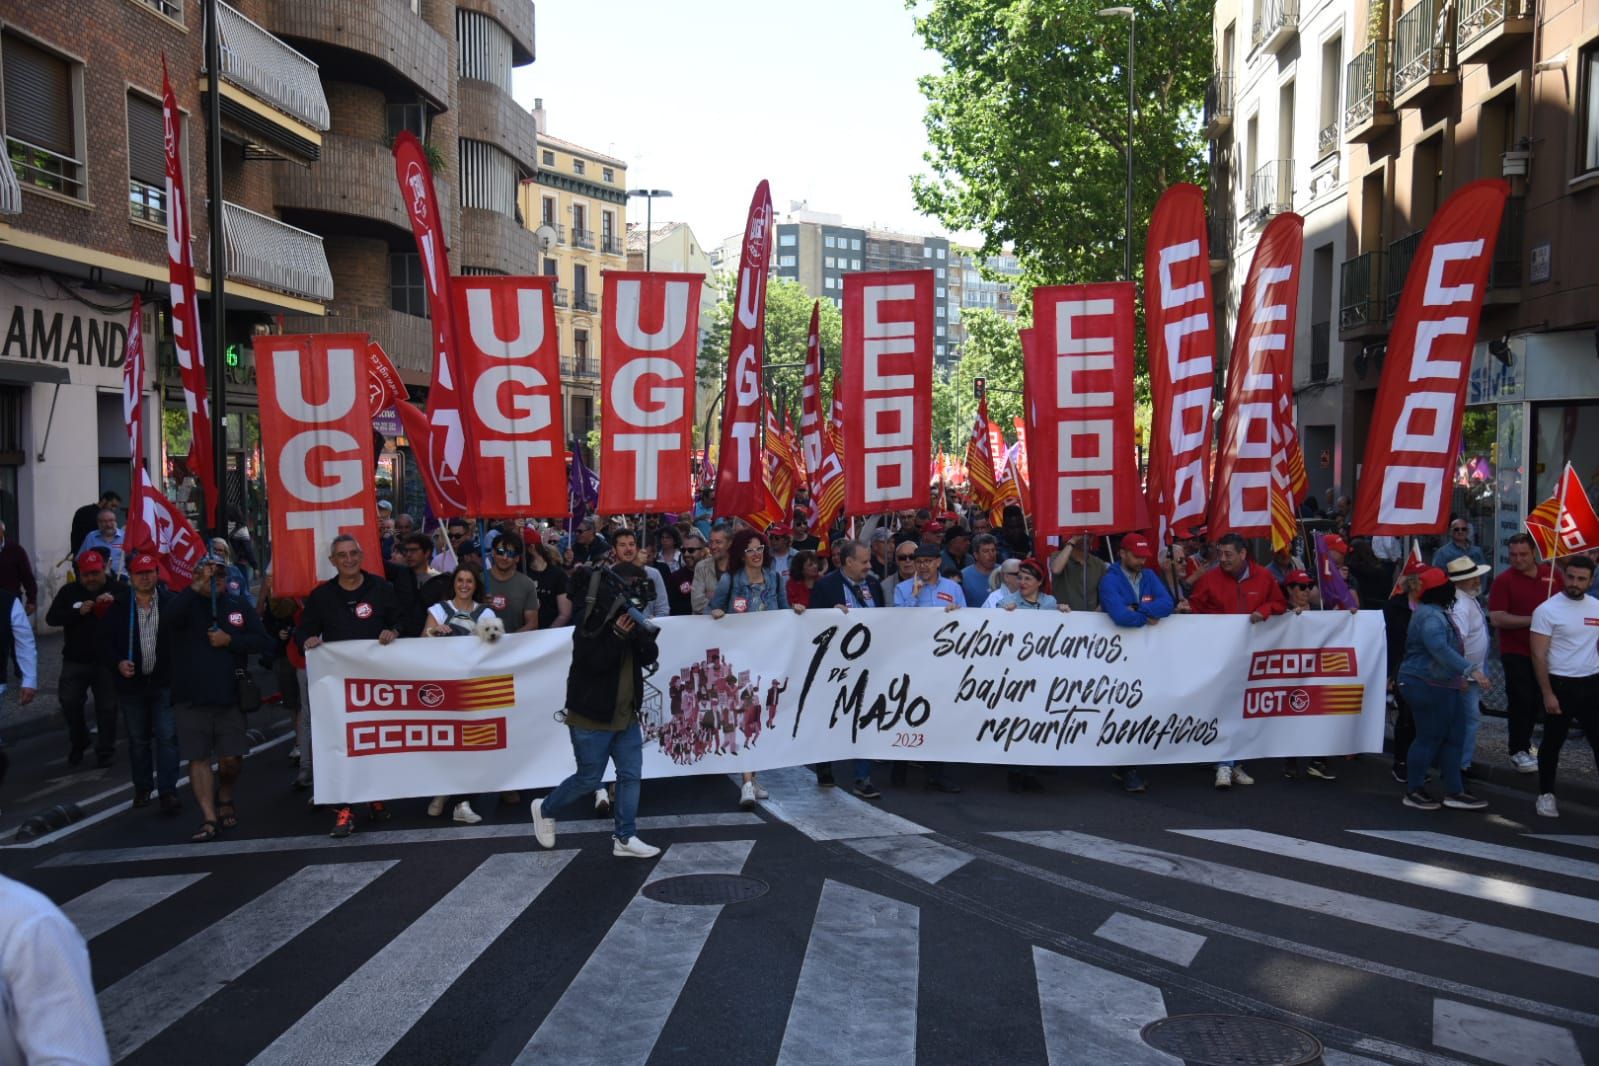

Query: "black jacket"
left=162, top=585, right=272, bottom=706
left=45, top=580, right=117, bottom=663
left=1382, top=593, right=1414, bottom=683
left=295, top=572, right=400, bottom=646
left=99, top=586, right=175, bottom=691
left=564, top=567, right=659, bottom=729
left=386, top=563, right=450, bottom=638
left=809, top=569, right=885, bottom=610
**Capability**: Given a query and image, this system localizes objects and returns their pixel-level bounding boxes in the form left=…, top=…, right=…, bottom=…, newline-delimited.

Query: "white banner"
left=308, top=610, right=1387, bottom=803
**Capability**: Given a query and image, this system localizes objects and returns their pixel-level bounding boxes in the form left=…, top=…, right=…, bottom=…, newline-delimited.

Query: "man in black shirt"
left=296, top=535, right=399, bottom=837
left=68, top=490, right=120, bottom=568
left=388, top=532, right=451, bottom=637
left=43, top=552, right=119, bottom=767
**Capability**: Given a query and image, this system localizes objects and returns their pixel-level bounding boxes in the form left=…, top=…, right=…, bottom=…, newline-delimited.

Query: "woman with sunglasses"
left=982, top=558, right=1023, bottom=607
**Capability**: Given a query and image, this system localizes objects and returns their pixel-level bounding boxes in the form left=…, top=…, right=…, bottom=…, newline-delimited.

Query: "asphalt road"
left=3, top=731, right=1598, bottom=1066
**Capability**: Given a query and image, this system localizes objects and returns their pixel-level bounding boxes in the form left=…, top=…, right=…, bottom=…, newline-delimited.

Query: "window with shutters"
left=127, top=92, right=166, bottom=224
left=2, top=33, right=84, bottom=199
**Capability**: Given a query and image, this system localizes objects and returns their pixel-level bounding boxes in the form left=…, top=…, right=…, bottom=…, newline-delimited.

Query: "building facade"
left=517, top=99, right=626, bottom=448
left=947, top=248, right=1022, bottom=371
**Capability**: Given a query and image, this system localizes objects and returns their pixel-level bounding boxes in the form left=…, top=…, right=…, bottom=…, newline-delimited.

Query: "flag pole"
left=1547, top=464, right=1569, bottom=598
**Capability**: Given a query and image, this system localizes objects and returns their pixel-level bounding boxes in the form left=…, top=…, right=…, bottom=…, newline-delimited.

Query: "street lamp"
left=1097, top=6, right=1136, bottom=282
left=627, top=188, right=673, bottom=270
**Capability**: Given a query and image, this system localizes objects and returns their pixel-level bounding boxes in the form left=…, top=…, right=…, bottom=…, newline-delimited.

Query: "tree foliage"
left=698, top=277, right=845, bottom=419
left=933, top=308, right=1027, bottom=450
left=909, top=0, right=1210, bottom=287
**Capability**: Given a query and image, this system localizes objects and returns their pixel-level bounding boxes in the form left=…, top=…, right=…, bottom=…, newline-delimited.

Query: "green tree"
left=934, top=308, right=1027, bottom=450
left=909, top=0, right=1210, bottom=287
left=698, top=277, right=845, bottom=420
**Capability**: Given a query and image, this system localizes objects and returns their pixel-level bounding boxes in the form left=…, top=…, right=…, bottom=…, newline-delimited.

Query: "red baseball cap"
left=1323, top=534, right=1349, bottom=555
left=1282, top=569, right=1313, bottom=586
left=768, top=523, right=793, bottom=537
left=129, top=552, right=159, bottom=574
left=1417, top=566, right=1450, bottom=591
left=1120, top=533, right=1152, bottom=556
left=75, top=551, right=106, bottom=575
left=1017, top=558, right=1047, bottom=582
left=522, top=526, right=543, bottom=548
left=924, top=520, right=946, bottom=535
left=1402, top=558, right=1429, bottom=577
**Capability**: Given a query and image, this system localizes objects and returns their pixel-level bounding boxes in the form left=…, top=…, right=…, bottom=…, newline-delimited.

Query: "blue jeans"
left=1460, top=681, right=1482, bottom=771
left=121, top=687, right=178, bottom=795
left=544, top=722, right=642, bottom=841
left=1398, top=678, right=1466, bottom=796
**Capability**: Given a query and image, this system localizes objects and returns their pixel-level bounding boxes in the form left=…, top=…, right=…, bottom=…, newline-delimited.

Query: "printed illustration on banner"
left=650, top=648, right=788, bottom=766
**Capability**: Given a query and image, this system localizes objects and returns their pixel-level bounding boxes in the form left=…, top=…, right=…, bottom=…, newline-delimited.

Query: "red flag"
left=1208, top=213, right=1304, bottom=539
left=161, top=59, right=217, bottom=529
left=366, top=341, right=405, bottom=416
left=1526, top=463, right=1599, bottom=559
left=393, top=131, right=475, bottom=515
left=1144, top=183, right=1219, bottom=545
left=841, top=270, right=935, bottom=515
left=1391, top=541, right=1425, bottom=596
left=800, top=303, right=846, bottom=541
left=963, top=394, right=998, bottom=513
left=257, top=334, right=382, bottom=597
left=1354, top=180, right=1510, bottom=534
left=714, top=181, right=774, bottom=518
left=451, top=276, right=568, bottom=517
left=599, top=272, right=704, bottom=513
left=1011, top=414, right=1032, bottom=504
left=1026, top=283, right=1143, bottom=535
left=123, top=297, right=151, bottom=555
left=829, top=393, right=845, bottom=463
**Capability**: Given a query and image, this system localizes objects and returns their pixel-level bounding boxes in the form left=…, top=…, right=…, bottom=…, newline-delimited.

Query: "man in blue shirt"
left=1098, top=532, right=1175, bottom=795
left=893, top=543, right=962, bottom=791
left=961, top=533, right=1001, bottom=606
left=78, top=509, right=125, bottom=578
left=1432, top=518, right=1487, bottom=572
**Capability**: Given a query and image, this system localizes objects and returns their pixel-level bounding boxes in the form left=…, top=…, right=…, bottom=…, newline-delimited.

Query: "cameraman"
left=530, top=555, right=662, bottom=859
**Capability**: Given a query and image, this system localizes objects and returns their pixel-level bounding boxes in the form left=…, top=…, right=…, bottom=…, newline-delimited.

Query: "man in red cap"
left=1381, top=557, right=1431, bottom=783
left=766, top=523, right=796, bottom=575
left=43, top=553, right=119, bottom=768
left=100, top=552, right=179, bottom=813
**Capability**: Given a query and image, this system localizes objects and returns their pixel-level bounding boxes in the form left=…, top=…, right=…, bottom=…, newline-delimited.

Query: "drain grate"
left=1140, top=1014, right=1322, bottom=1066
left=642, top=874, right=769, bottom=906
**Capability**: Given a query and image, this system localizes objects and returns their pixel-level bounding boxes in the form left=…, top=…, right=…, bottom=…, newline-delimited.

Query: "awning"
left=0, top=360, right=70, bottom=385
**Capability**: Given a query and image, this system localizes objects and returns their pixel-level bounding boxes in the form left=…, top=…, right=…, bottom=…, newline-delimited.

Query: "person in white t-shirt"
left=0, top=873, right=111, bottom=1065
left=1528, top=554, right=1599, bottom=819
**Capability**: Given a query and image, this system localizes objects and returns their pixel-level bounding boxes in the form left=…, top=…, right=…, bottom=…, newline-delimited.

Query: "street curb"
left=1384, top=737, right=1599, bottom=805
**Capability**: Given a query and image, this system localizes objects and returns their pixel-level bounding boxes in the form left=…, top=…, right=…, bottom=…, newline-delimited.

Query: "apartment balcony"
left=1204, top=73, right=1234, bottom=139
left=1247, top=160, right=1293, bottom=221
left=571, top=227, right=596, bottom=250
left=283, top=305, right=432, bottom=373
left=1310, top=320, right=1331, bottom=382
left=1208, top=208, right=1233, bottom=272
left=1252, top=0, right=1299, bottom=54
left=1486, top=195, right=1525, bottom=301
left=455, top=0, right=535, bottom=65
left=1457, top=0, right=1534, bottom=63
left=1339, top=251, right=1385, bottom=337
left=207, top=1, right=330, bottom=162
left=601, top=232, right=625, bottom=256
left=1345, top=40, right=1396, bottom=143
left=220, top=201, right=333, bottom=302
left=573, top=291, right=597, bottom=312
left=275, top=132, right=454, bottom=241
left=560, top=356, right=600, bottom=382
left=457, top=79, right=538, bottom=175
left=1393, top=0, right=1457, bottom=108
left=1384, top=231, right=1423, bottom=319
left=267, top=0, right=451, bottom=108
left=552, top=286, right=569, bottom=308
left=461, top=207, right=538, bottom=277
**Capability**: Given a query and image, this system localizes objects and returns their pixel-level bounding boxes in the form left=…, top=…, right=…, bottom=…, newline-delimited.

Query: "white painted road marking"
left=752, top=766, right=932, bottom=840
left=60, top=874, right=206, bottom=941
left=1432, top=998, right=1584, bottom=1066
left=1033, top=946, right=1182, bottom=1065
left=1093, top=912, right=1206, bottom=968
left=1352, top=830, right=1599, bottom=883
left=1530, top=835, right=1599, bottom=853
left=250, top=851, right=575, bottom=1066
left=841, top=833, right=973, bottom=884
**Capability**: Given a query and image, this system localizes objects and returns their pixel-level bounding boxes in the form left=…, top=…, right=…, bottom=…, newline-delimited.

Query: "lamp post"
left=1097, top=6, right=1136, bottom=282
left=627, top=188, right=673, bottom=270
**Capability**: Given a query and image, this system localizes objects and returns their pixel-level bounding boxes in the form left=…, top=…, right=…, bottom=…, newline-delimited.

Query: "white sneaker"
left=1214, top=765, right=1232, bottom=789
left=530, top=798, right=556, bottom=848
left=594, top=788, right=612, bottom=815
left=613, top=835, right=660, bottom=859
left=452, top=801, right=482, bottom=824
left=754, top=782, right=769, bottom=800
left=427, top=795, right=447, bottom=818
left=1511, top=751, right=1538, bottom=774
left=1535, top=793, right=1559, bottom=818
left=740, top=780, right=757, bottom=810
left=1231, top=766, right=1255, bottom=786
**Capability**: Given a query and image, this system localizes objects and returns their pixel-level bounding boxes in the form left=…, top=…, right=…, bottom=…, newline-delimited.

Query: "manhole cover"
left=1140, top=1014, right=1322, bottom=1066
left=642, top=874, right=769, bottom=906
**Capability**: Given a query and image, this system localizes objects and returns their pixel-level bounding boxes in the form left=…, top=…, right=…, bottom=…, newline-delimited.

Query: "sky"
left=509, top=1, right=968, bottom=249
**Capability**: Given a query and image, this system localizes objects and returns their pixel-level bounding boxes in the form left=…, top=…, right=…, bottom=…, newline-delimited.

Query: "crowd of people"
left=1, top=481, right=1596, bottom=855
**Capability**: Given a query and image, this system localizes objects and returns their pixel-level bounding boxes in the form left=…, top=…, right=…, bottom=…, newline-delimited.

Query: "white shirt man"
left=0, top=874, right=111, bottom=1064
left=1527, top=556, right=1599, bottom=819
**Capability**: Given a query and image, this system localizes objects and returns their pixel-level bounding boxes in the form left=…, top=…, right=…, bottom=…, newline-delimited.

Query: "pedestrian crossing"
left=27, top=823, right=1599, bottom=1064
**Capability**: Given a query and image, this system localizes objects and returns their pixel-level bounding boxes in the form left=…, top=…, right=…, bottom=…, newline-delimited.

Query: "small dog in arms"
left=475, top=616, right=505, bottom=644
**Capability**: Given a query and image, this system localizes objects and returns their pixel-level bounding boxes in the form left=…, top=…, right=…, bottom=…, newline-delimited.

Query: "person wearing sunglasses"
left=484, top=537, right=539, bottom=635
left=1431, top=517, right=1487, bottom=575
left=881, top=539, right=920, bottom=602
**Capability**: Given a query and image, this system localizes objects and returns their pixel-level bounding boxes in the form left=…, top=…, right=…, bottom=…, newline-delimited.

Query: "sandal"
left=217, top=803, right=239, bottom=830
left=190, top=820, right=218, bottom=843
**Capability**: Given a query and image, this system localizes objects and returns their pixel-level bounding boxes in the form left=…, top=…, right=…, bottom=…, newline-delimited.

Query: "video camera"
left=579, top=565, right=660, bottom=642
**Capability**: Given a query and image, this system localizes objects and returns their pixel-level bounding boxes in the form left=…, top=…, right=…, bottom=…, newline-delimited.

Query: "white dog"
left=474, top=616, right=506, bottom=644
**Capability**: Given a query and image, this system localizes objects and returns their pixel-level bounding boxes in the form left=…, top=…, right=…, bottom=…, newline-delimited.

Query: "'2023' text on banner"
left=307, top=611, right=1387, bottom=804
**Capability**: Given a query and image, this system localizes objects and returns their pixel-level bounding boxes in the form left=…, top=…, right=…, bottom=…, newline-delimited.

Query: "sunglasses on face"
left=745, top=546, right=766, bottom=555
left=896, top=553, right=916, bottom=562
left=493, top=547, right=518, bottom=557
left=449, top=531, right=467, bottom=540
left=1288, top=582, right=1314, bottom=590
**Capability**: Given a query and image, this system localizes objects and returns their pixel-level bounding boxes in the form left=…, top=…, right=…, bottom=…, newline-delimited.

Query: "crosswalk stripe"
left=1320, top=1051, right=1396, bottom=1066
left=776, top=880, right=920, bottom=1065
left=840, top=834, right=972, bottom=884
left=1531, top=834, right=1599, bottom=853
left=752, top=766, right=932, bottom=840
left=40, top=813, right=763, bottom=868
left=1033, top=946, right=1181, bottom=1065
left=249, top=851, right=575, bottom=1066
left=1432, top=998, right=1584, bottom=1066
left=1175, top=829, right=1599, bottom=925
left=98, top=860, right=395, bottom=1060
left=1093, top=912, right=1206, bottom=968
left=995, top=831, right=1599, bottom=979
left=513, top=839, right=756, bottom=1065
left=1352, top=830, right=1599, bottom=883
left=60, top=874, right=207, bottom=941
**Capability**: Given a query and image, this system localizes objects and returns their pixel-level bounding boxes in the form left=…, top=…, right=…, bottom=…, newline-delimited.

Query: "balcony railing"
left=221, top=200, right=333, bottom=301
left=1208, top=209, right=1234, bottom=267
left=1339, top=251, right=1384, bottom=332
left=1458, top=0, right=1534, bottom=56
left=571, top=227, right=596, bottom=250
left=561, top=356, right=600, bottom=382
left=6, top=137, right=83, bottom=199
left=1394, top=0, right=1455, bottom=100
left=1252, top=0, right=1299, bottom=52
left=1317, top=122, right=1339, bottom=161
left=211, top=1, right=330, bottom=130
left=1310, top=321, right=1331, bottom=381
left=552, top=286, right=570, bottom=308
left=1489, top=195, right=1525, bottom=290
left=573, top=292, right=597, bottom=312
left=1247, top=160, right=1293, bottom=218
left=1345, top=40, right=1393, bottom=134
left=1384, top=231, right=1423, bottom=319
left=1204, top=73, right=1234, bottom=136
left=601, top=232, right=624, bottom=255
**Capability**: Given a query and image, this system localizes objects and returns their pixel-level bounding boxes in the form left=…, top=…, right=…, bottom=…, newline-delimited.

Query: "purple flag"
left=569, top=441, right=600, bottom=520
left=1315, top=532, right=1360, bottom=610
